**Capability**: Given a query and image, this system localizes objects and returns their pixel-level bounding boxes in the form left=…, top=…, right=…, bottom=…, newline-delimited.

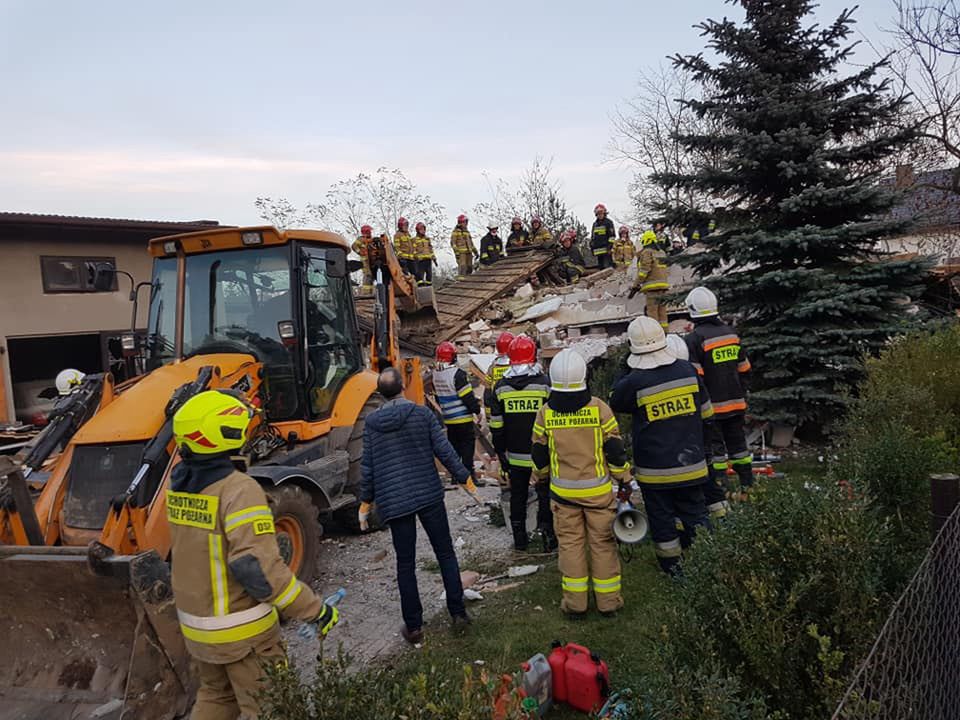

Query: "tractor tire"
left=335, top=395, right=384, bottom=532
left=265, top=484, right=321, bottom=585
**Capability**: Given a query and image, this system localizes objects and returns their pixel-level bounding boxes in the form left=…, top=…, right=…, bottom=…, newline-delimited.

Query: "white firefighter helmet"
left=55, top=368, right=86, bottom=396
left=685, top=286, right=718, bottom=318
left=550, top=348, right=587, bottom=393
left=665, top=334, right=689, bottom=361
left=627, top=317, right=675, bottom=370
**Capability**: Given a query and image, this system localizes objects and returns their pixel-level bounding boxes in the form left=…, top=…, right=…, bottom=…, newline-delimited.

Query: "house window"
left=40, top=256, right=118, bottom=294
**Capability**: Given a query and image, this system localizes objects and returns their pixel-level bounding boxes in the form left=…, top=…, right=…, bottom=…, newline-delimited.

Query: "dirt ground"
left=283, top=480, right=514, bottom=669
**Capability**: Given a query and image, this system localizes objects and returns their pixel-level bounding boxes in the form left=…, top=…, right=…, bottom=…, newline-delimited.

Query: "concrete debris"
left=514, top=283, right=535, bottom=299
left=507, top=564, right=540, bottom=577
left=441, top=587, right=484, bottom=601
left=90, top=699, right=124, bottom=718
left=535, top=317, right=561, bottom=333
left=518, top=296, right=563, bottom=322
left=469, top=319, right=490, bottom=332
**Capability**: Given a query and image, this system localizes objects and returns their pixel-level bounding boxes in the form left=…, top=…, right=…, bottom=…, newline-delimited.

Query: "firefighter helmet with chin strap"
left=665, top=334, right=689, bottom=361
left=550, top=348, right=587, bottom=392
left=495, top=331, right=515, bottom=356
left=55, top=368, right=86, bottom=396
left=435, top=341, right=457, bottom=364
left=173, top=390, right=254, bottom=456
left=685, top=286, right=719, bottom=318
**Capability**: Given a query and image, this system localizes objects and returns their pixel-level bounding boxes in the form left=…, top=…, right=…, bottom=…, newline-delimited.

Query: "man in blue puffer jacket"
left=359, top=367, right=474, bottom=644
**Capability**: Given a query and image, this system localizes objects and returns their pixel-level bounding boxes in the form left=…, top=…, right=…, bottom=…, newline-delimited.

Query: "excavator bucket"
left=395, top=282, right=440, bottom=333
left=0, top=548, right=193, bottom=720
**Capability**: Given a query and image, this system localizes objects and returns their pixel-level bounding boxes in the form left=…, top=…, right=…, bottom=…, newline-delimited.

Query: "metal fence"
left=832, top=503, right=960, bottom=720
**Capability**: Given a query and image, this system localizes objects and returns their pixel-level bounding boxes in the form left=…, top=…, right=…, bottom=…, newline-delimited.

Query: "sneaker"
left=401, top=625, right=424, bottom=644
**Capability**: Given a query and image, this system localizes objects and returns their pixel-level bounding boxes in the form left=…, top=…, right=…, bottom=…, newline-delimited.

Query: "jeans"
left=389, top=500, right=466, bottom=631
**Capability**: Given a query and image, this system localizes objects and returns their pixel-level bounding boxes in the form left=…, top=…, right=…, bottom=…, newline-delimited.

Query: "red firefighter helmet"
left=511, top=216, right=522, bottom=226
left=360, top=224, right=373, bottom=237
left=531, top=216, right=542, bottom=227
left=435, top=341, right=457, bottom=364
left=508, top=335, right=537, bottom=365
left=457, top=214, right=468, bottom=225
left=415, top=222, right=426, bottom=233
left=495, top=331, right=516, bottom=356
left=619, top=225, right=630, bottom=237
left=594, top=203, right=607, bottom=215
left=397, top=217, right=408, bottom=229
left=560, top=229, right=576, bottom=244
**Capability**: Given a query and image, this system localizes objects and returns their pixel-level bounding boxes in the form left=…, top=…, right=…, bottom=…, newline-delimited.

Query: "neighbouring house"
left=0, top=213, right=223, bottom=425
left=883, top=165, right=960, bottom=263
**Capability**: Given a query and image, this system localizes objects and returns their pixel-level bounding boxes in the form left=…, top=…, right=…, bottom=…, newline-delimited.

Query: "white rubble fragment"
left=514, top=283, right=535, bottom=298
left=535, top=317, right=561, bottom=332
left=519, top=296, right=563, bottom=322
left=91, top=699, right=124, bottom=717
left=469, top=319, right=490, bottom=332
left=507, top=564, right=540, bottom=577
left=470, top=353, right=497, bottom=375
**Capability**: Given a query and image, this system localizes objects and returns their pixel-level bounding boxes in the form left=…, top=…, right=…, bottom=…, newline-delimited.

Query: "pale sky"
left=1, top=0, right=894, bottom=228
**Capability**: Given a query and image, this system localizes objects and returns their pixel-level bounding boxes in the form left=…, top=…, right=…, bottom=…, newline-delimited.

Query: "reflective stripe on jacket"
left=531, top=397, right=629, bottom=508
left=636, top=247, right=669, bottom=292
left=394, top=231, right=414, bottom=260
left=413, top=234, right=435, bottom=259
left=167, top=470, right=322, bottom=664
left=489, top=371, right=550, bottom=467
left=433, top=365, right=477, bottom=425
left=610, top=360, right=713, bottom=489
left=451, top=227, right=475, bottom=255
left=590, top=218, right=616, bottom=253
left=685, top=319, right=750, bottom=415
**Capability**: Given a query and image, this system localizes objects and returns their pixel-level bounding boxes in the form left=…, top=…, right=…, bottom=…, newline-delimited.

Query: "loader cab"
left=146, top=227, right=364, bottom=421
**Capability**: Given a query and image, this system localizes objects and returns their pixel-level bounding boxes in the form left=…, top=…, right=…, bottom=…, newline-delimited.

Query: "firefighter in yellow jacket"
left=632, top=222, right=670, bottom=329
left=167, top=390, right=340, bottom=719
left=451, top=214, right=477, bottom=279
left=612, top=225, right=636, bottom=267
left=393, top=217, right=415, bottom=276
left=351, top=224, right=374, bottom=294
left=532, top=349, right=630, bottom=617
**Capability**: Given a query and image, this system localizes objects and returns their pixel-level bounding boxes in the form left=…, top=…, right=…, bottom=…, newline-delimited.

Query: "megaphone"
left=612, top=501, right=648, bottom=544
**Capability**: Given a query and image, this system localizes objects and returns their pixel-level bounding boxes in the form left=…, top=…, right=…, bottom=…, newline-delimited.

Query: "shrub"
left=260, top=649, right=532, bottom=720
left=654, top=483, right=898, bottom=720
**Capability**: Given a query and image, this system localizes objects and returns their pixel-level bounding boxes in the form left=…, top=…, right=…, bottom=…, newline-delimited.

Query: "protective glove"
left=313, top=604, right=340, bottom=637
left=464, top=477, right=479, bottom=496
left=433, top=257, right=438, bottom=266
left=358, top=501, right=371, bottom=532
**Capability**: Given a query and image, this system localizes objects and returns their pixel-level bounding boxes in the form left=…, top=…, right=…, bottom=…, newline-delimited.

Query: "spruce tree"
left=656, top=0, right=929, bottom=427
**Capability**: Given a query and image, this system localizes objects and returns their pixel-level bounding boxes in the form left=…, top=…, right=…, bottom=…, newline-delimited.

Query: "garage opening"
left=7, top=333, right=102, bottom=424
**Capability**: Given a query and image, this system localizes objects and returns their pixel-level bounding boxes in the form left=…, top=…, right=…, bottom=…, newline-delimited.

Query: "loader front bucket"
left=396, top=283, right=440, bottom=334
left=0, top=548, right=193, bottom=720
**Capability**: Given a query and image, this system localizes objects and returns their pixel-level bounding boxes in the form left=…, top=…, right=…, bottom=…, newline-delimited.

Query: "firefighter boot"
left=511, top=521, right=529, bottom=552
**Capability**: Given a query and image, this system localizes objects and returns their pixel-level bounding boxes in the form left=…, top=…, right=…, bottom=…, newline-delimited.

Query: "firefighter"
left=529, top=216, right=553, bottom=246
left=433, top=341, right=481, bottom=483
left=451, top=214, right=477, bottom=279
left=167, top=390, right=340, bottom=720
left=484, top=331, right=515, bottom=497
left=506, top=216, right=530, bottom=254
left=413, top=222, right=436, bottom=286
left=351, top=224, right=374, bottom=294
left=532, top=349, right=629, bottom=617
left=554, top=229, right=585, bottom=284
left=479, top=223, right=504, bottom=265
left=590, top=204, right=616, bottom=269
left=613, top=226, right=635, bottom=268
left=394, top=217, right=415, bottom=276
left=610, top=317, right=713, bottom=575
left=665, top=333, right=729, bottom=522
left=631, top=223, right=670, bottom=329
left=684, top=286, right=754, bottom=495
left=488, top=335, right=554, bottom=552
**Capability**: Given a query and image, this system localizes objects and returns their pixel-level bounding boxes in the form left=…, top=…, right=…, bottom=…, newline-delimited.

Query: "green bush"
left=260, top=649, right=533, bottom=720
left=652, top=484, right=898, bottom=720
left=589, top=343, right=633, bottom=450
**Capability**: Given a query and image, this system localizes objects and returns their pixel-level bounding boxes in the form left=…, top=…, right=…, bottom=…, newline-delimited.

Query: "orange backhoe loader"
left=0, top=226, right=435, bottom=719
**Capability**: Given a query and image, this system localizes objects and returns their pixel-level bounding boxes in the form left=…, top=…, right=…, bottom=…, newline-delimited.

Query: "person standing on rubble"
left=613, top=226, right=635, bottom=268
left=451, top=214, right=477, bottom=279
left=359, top=367, right=474, bottom=644
left=489, top=335, right=555, bottom=552
left=351, top=224, right=374, bottom=294
left=394, top=217, right=415, bottom=276
left=532, top=349, right=629, bottom=617
left=590, top=204, right=616, bottom=269
left=506, top=217, right=531, bottom=254
left=479, top=223, right=504, bottom=265
left=611, top=317, right=713, bottom=575
left=555, top=229, right=585, bottom=284
left=631, top=222, right=671, bottom=330
left=166, top=390, right=341, bottom=719
left=432, top=341, right=481, bottom=484
left=413, top=222, right=436, bottom=286
left=529, top=216, right=553, bottom=247
left=684, top=287, right=754, bottom=497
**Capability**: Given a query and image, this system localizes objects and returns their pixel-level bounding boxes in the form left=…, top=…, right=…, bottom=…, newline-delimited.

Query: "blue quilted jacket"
left=359, top=398, right=470, bottom=523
